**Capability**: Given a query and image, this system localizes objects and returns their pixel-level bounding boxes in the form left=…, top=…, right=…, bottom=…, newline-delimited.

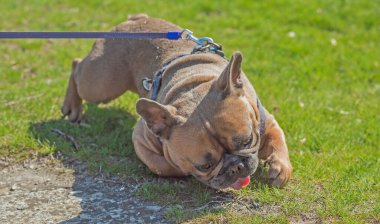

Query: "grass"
left=0, top=0, right=379, bottom=223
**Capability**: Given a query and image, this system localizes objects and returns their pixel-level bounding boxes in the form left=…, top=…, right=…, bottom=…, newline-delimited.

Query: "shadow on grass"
left=28, top=104, right=258, bottom=223
left=29, top=104, right=143, bottom=177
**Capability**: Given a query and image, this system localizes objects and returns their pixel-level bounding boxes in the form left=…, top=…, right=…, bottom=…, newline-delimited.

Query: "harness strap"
left=257, top=98, right=266, bottom=137
left=142, top=54, right=190, bottom=100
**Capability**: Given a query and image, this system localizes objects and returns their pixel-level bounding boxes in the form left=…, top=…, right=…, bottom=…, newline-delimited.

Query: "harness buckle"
left=142, top=78, right=153, bottom=91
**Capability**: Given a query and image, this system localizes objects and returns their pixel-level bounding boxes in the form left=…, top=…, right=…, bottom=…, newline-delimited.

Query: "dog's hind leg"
left=61, top=58, right=83, bottom=122
left=62, top=51, right=136, bottom=122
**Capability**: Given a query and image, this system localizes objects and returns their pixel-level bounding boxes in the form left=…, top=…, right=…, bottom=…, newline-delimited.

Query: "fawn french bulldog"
left=62, top=14, right=292, bottom=189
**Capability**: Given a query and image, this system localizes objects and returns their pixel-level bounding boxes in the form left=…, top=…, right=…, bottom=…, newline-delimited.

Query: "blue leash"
left=0, top=29, right=223, bottom=54
left=0, top=31, right=182, bottom=40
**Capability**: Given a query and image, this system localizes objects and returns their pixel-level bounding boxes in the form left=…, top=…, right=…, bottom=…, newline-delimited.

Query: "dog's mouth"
left=206, top=153, right=258, bottom=190
left=230, top=176, right=250, bottom=190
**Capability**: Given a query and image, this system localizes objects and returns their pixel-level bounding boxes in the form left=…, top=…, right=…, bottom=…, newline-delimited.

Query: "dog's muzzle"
left=207, top=152, right=259, bottom=189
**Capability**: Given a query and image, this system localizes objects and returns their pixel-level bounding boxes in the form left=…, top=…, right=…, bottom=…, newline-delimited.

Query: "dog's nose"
left=228, top=162, right=244, bottom=175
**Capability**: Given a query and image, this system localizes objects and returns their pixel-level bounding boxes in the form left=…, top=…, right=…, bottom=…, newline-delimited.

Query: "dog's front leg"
left=132, top=120, right=185, bottom=177
left=258, top=115, right=292, bottom=187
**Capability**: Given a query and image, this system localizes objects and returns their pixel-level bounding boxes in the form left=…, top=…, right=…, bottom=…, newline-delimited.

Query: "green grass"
left=0, top=0, right=379, bottom=223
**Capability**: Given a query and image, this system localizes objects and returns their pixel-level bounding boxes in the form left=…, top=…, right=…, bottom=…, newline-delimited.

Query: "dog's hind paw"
left=61, top=98, right=83, bottom=123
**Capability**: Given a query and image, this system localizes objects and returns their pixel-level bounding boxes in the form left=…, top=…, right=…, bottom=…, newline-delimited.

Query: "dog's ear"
left=136, top=98, right=185, bottom=139
left=217, top=51, right=244, bottom=94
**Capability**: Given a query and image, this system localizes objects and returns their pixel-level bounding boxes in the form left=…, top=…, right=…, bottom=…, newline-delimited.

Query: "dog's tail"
left=128, top=13, right=149, bottom=21
left=71, top=58, right=81, bottom=74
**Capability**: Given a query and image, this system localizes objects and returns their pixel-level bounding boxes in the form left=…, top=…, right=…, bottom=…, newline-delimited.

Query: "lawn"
left=0, top=0, right=379, bottom=223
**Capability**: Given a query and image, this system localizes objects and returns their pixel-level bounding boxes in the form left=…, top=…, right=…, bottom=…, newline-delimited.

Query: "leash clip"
left=181, top=29, right=224, bottom=57
left=181, top=29, right=214, bottom=46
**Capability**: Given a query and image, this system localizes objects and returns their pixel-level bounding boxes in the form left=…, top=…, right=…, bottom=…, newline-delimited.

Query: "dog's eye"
left=233, top=133, right=253, bottom=150
left=196, top=162, right=213, bottom=172
left=242, top=134, right=253, bottom=149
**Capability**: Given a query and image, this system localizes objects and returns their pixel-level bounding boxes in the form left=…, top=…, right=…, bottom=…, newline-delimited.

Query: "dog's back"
left=80, top=15, right=194, bottom=96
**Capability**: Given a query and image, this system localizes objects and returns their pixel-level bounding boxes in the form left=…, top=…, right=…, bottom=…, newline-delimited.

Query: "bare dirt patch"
left=0, top=156, right=169, bottom=223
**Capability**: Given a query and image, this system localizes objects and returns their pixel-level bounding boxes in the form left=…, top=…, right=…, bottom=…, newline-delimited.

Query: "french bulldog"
left=61, top=14, right=292, bottom=189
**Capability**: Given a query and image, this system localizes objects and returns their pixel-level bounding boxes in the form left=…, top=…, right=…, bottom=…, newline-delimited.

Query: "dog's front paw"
left=266, top=155, right=292, bottom=187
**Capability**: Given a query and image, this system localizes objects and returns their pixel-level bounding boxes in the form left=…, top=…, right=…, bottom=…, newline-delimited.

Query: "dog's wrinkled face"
left=137, top=52, right=261, bottom=189
left=165, top=117, right=259, bottom=189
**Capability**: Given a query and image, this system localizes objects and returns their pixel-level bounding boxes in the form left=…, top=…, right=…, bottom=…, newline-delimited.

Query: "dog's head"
left=136, top=52, right=261, bottom=189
